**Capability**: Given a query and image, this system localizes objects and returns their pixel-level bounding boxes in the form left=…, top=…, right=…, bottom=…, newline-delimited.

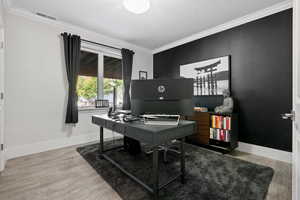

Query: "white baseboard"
left=237, top=142, right=292, bottom=163
left=5, top=134, right=292, bottom=164
left=5, top=133, right=105, bottom=160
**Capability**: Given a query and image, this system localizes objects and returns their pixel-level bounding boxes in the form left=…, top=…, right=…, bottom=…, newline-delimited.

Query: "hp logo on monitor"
left=158, top=85, right=166, bottom=93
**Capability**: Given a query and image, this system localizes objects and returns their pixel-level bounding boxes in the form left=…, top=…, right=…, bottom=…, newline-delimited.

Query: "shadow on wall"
left=193, top=96, right=223, bottom=111
left=193, top=95, right=239, bottom=113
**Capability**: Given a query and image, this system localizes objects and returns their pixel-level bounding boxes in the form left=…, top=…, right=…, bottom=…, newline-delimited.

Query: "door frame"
left=0, top=27, right=5, bottom=171
left=293, top=0, right=300, bottom=199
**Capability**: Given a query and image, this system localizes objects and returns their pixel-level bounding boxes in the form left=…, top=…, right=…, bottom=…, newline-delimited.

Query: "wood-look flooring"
left=0, top=143, right=292, bottom=200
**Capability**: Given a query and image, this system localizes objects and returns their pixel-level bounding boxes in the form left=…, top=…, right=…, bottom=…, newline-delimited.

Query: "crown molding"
left=4, top=2, right=152, bottom=54
left=152, top=0, right=293, bottom=54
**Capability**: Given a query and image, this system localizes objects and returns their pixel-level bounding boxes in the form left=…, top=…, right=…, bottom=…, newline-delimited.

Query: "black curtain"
left=121, top=49, right=140, bottom=154
left=121, top=48, right=135, bottom=110
left=62, top=33, right=81, bottom=124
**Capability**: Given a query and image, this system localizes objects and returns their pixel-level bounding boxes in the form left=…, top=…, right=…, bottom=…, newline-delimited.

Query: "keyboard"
left=141, top=114, right=180, bottom=126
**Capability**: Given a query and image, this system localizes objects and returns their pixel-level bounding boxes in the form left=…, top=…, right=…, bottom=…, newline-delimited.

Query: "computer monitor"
left=131, top=78, right=194, bottom=116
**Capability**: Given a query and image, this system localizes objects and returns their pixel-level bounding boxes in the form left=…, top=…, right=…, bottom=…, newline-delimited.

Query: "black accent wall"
left=154, top=9, right=293, bottom=152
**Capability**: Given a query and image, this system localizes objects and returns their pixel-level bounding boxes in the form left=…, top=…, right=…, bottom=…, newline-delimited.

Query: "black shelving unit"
left=208, top=113, right=238, bottom=154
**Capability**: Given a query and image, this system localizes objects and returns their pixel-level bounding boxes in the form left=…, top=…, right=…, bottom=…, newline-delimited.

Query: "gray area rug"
left=77, top=141, right=274, bottom=200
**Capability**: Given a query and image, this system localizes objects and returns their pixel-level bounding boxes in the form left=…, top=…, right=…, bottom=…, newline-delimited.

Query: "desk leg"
left=99, top=126, right=104, bottom=158
left=152, top=146, right=159, bottom=200
left=180, top=138, right=186, bottom=184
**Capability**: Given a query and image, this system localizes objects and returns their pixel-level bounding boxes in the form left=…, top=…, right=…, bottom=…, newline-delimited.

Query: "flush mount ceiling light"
left=123, top=0, right=150, bottom=14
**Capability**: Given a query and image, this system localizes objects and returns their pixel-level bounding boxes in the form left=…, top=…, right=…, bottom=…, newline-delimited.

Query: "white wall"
left=4, top=11, right=153, bottom=159
left=0, top=1, right=4, bottom=27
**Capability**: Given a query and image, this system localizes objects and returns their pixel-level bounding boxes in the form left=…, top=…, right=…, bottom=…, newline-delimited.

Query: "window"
left=103, top=56, right=123, bottom=108
left=77, top=49, right=123, bottom=109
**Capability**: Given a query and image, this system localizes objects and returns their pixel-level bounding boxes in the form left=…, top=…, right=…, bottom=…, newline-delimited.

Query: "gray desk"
left=92, top=114, right=195, bottom=200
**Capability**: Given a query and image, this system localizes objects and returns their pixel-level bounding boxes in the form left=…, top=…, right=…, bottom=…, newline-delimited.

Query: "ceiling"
left=8, top=0, right=287, bottom=50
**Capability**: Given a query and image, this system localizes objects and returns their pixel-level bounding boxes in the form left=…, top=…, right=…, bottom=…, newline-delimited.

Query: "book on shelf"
left=220, top=130, right=225, bottom=141
left=227, top=117, right=231, bottom=130
left=225, top=130, right=230, bottom=142
left=210, top=128, right=213, bottom=139
left=210, top=128, right=231, bottom=142
left=211, top=115, right=232, bottom=130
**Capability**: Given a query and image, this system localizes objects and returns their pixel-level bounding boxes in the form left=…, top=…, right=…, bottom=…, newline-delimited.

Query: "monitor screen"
left=131, top=78, right=194, bottom=116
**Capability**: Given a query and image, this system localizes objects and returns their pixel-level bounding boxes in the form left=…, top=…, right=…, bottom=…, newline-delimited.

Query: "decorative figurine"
left=214, top=89, right=234, bottom=114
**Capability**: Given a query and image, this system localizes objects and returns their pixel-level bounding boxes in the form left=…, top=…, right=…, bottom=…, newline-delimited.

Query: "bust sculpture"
left=214, top=89, right=234, bottom=114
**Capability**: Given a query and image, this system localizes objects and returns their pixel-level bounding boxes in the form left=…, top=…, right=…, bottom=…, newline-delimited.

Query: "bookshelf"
left=186, top=112, right=238, bottom=153
left=208, top=113, right=238, bottom=153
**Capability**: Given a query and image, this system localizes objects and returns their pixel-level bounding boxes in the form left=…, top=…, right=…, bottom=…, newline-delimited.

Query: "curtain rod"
left=60, top=33, right=122, bottom=51
left=81, top=39, right=122, bottom=51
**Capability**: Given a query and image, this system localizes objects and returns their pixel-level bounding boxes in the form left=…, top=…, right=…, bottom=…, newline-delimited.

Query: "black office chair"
left=143, top=141, right=181, bottom=162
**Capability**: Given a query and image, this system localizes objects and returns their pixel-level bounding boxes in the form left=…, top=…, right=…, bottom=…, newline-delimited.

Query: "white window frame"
left=79, top=43, right=122, bottom=108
